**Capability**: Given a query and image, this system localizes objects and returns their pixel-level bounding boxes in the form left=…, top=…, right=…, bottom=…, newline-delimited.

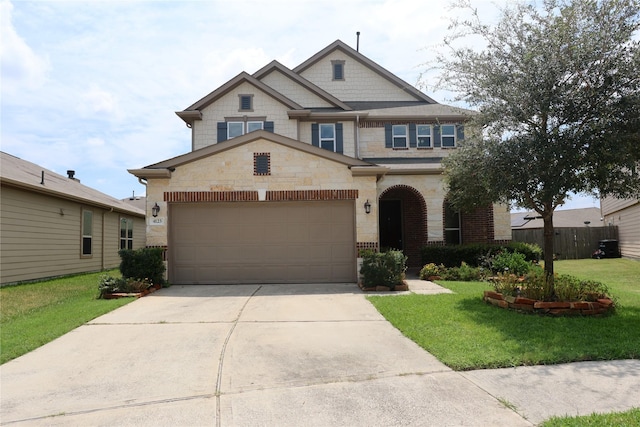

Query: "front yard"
left=368, top=258, right=640, bottom=371
left=0, top=270, right=134, bottom=364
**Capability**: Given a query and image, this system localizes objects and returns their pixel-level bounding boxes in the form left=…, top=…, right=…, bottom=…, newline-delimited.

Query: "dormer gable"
left=176, top=72, right=303, bottom=126
left=253, top=60, right=352, bottom=111
left=293, top=40, right=437, bottom=104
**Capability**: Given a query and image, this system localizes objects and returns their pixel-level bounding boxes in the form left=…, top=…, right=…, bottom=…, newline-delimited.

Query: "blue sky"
left=1, top=0, right=600, bottom=210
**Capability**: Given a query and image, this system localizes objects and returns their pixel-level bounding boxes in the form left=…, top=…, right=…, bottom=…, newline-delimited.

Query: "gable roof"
left=511, top=208, right=602, bottom=229
left=0, top=151, right=144, bottom=217
left=253, top=60, right=353, bottom=111
left=176, top=72, right=304, bottom=125
left=128, top=130, right=380, bottom=178
left=293, top=40, right=437, bottom=104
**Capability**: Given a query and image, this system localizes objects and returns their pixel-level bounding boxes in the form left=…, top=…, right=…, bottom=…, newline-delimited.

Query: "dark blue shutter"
left=335, top=123, right=343, bottom=154
left=409, top=123, right=417, bottom=148
left=433, top=125, right=441, bottom=148
left=456, top=124, right=464, bottom=143
left=311, top=123, right=319, bottom=147
left=384, top=124, right=392, bottom=148
left=264, top=121, right=274, bottom=133
left=217, top=122, right=227, bottom=143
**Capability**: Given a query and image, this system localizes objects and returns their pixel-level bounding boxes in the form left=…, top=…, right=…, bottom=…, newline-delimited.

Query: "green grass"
left=1, top=270, right=134, bottom=364
left=541, top=407, right=640, bottom=426
left=368, top=259, right=640, bottom=371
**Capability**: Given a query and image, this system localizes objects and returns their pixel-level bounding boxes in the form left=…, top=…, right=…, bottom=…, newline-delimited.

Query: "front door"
left=379, top=200, right=403, bottom=251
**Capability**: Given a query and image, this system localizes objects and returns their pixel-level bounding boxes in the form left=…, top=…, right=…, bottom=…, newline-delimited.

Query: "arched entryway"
left=379, top=185, right=427, bottom=267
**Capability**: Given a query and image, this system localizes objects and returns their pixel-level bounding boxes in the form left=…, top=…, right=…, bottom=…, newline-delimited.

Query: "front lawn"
left=368, top=259, right=640, bottom=371
left=0, top=270, right=134, bottom=364
left=541, top=407, right=640, bottom=426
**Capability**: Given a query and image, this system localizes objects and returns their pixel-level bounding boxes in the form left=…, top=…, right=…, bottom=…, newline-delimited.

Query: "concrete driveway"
left=2, top=283, right=637, bottom=426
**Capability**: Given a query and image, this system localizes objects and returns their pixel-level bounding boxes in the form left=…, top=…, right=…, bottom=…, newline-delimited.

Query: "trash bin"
left=598, top=240, right=621, bottom=258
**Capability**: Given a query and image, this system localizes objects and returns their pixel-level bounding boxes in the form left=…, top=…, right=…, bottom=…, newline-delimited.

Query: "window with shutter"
left=417, top=125, right=432, bottom=148
left=441, top=125, right=456, bottom=148
left=392, top=125, right=408, bottom=148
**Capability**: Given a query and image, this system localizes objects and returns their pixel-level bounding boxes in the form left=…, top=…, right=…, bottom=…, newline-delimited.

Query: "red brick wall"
left=460, top=205, right=495, bottom=243
left=380, top=185, right=427, bottom=267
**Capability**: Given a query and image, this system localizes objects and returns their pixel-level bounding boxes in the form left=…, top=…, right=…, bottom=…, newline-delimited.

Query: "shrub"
left=458, top=262, right=485, bottom=281
left=421, top=242, right=542, bottom=268
left=489, top=273, right=522, bottom=296
left=118, top=247, right=166, bottom=285
left=419, top=263, right=444, bottom=279
left=98, top=276, right=152, bottom=298
left=520, top=268, right=550, bottom=300
left=506, top=242, right=542, bottom=262
left=489, top=251, right=531, bottom=276
left=360, top=249, right=407, bottom=289
left=554, top=275, right=611, bottom=302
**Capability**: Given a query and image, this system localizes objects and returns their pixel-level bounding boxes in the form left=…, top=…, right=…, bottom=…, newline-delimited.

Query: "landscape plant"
left=360, top=249, right=407, bottom=290
left=435, top=0, right=640, bottom=296
left=368, top=259, right=640, bottom=371
left=118, top=247, right=166, bottom=286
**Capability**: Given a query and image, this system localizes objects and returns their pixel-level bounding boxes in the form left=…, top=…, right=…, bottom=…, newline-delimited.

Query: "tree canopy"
left=436, top=0, right=640, bottom=287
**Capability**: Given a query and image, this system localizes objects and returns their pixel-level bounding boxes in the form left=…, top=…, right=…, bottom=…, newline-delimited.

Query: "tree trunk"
left=542, top=211, right=555, bottom=300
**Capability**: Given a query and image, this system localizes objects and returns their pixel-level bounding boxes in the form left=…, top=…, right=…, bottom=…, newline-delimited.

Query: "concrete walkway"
left=1, top=283, right=638, bottom=426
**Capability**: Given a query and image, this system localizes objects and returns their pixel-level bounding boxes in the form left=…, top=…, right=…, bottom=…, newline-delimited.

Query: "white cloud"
left=78, top=85, right=119, bottom=117
left=0, top=0, right=49, bottom=95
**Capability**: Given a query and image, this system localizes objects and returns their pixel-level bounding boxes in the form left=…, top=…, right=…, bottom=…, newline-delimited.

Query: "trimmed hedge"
left=118, top=247, right=166, bottom=286
left=420, top=242, right=541, bottom=268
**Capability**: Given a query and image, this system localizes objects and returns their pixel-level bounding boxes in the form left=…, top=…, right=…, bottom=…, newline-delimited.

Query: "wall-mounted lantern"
left=151, top=203, right=161, bottom=217
left=364, top=200, right=371, bottom=214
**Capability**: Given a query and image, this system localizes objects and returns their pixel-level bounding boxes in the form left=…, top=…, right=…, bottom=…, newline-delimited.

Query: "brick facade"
left=460, top=205, right=495, bottom=243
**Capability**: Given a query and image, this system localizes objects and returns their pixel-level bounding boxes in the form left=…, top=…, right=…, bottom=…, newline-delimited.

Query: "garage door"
left=169, top=201, right=356, bottom=284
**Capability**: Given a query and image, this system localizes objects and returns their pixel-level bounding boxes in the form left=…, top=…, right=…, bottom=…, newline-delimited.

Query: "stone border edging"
left=359, top=282, right=409, bottom=292
left=483, top=290, right=615, bottom=316
left=102, top=284, right=162, bottom=299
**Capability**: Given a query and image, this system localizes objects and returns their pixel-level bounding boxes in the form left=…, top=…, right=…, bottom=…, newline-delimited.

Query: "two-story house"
left=129, top=40, right=511, bottom=285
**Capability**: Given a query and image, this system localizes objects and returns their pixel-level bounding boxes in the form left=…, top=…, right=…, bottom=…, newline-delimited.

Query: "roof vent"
left=67, top=170, right=75, bottom=179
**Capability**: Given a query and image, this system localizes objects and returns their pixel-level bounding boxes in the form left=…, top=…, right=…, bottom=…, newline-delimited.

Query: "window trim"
left=441, top=124, right=456, bottom=148
left=332, top=60, right=345, bottom=81
left=246, top=121, right=264, bottom=133
left=81, top=209, right=93, bottom=258
left=392, top=125, right=408, bottom=148
left=120, top=217, right=133, bottom=250
left=319, top=123, right=336, bottom=152
left=417, top=124, right=432, bottom=148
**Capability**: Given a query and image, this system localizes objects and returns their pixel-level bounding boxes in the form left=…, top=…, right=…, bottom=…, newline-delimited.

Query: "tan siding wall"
left=601, top=196, right=638, bottom=216
left=358, top=125, right=458, bottom=159
left=192, top=82, right=297, bottom=150
left=299, top=51, right=416, bottom=102
left=259, top=71, right=334, bottom=108
left=602, top=200, right=640, bottom=259
left=1, top=186, right=145, bottom=285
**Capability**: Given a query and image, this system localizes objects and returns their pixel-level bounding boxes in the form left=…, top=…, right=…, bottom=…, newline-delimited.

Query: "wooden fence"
left=512, top=226, right=619, bottom=260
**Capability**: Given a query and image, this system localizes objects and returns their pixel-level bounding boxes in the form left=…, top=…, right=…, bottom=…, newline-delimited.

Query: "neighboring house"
left=0, top=152, right=146, bottom=285
left=601, top=196, right=640, bottom=259
left=511, top=208, right=603, bottom=229
left=129, top=40, right=511, bottom=285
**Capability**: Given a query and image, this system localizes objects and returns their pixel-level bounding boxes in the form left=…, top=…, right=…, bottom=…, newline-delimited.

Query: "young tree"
left=436, top=0, right=640, bottom=297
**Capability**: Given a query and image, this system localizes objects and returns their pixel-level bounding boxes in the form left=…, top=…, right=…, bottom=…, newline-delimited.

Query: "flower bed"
left=102, top=284, right=162, bottom=299
left=483, top=290, right=615, bottom=316
left=358, top=282, right=409, bottom=292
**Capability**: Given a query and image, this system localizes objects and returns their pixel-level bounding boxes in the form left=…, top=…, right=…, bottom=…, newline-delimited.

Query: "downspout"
left=355, top=115, right=360, bottom=159
left=102, top=207, right=114, bottom=271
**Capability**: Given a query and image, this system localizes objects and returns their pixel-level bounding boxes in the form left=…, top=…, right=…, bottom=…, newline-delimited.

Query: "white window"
left=441, top=125, right=456, bottom=148
left=444, top=202, right=461, bottom=244
left=228, top=122, right=244, bottom=139
left=417, top=125, right=432, bottom=147
left=247, top=121, right=263, bottom=133
left=81, top=210, right=93, bottom=257
left=392, top=125, right=407, bottom=148
left=319, top=124, right=336, bottom=151
left=227, top=121, right=263, bottom=139
left=120, top=218, right=133, bottom=250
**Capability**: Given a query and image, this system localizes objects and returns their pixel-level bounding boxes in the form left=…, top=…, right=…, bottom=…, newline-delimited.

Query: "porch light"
left=151, top=203, right=161, bottom=217
left=364, top=200, right=371, bottom=214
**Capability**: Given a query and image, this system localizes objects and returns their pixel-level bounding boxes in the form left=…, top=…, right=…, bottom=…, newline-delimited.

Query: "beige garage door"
left=169, top=201, right=356, bottom=284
